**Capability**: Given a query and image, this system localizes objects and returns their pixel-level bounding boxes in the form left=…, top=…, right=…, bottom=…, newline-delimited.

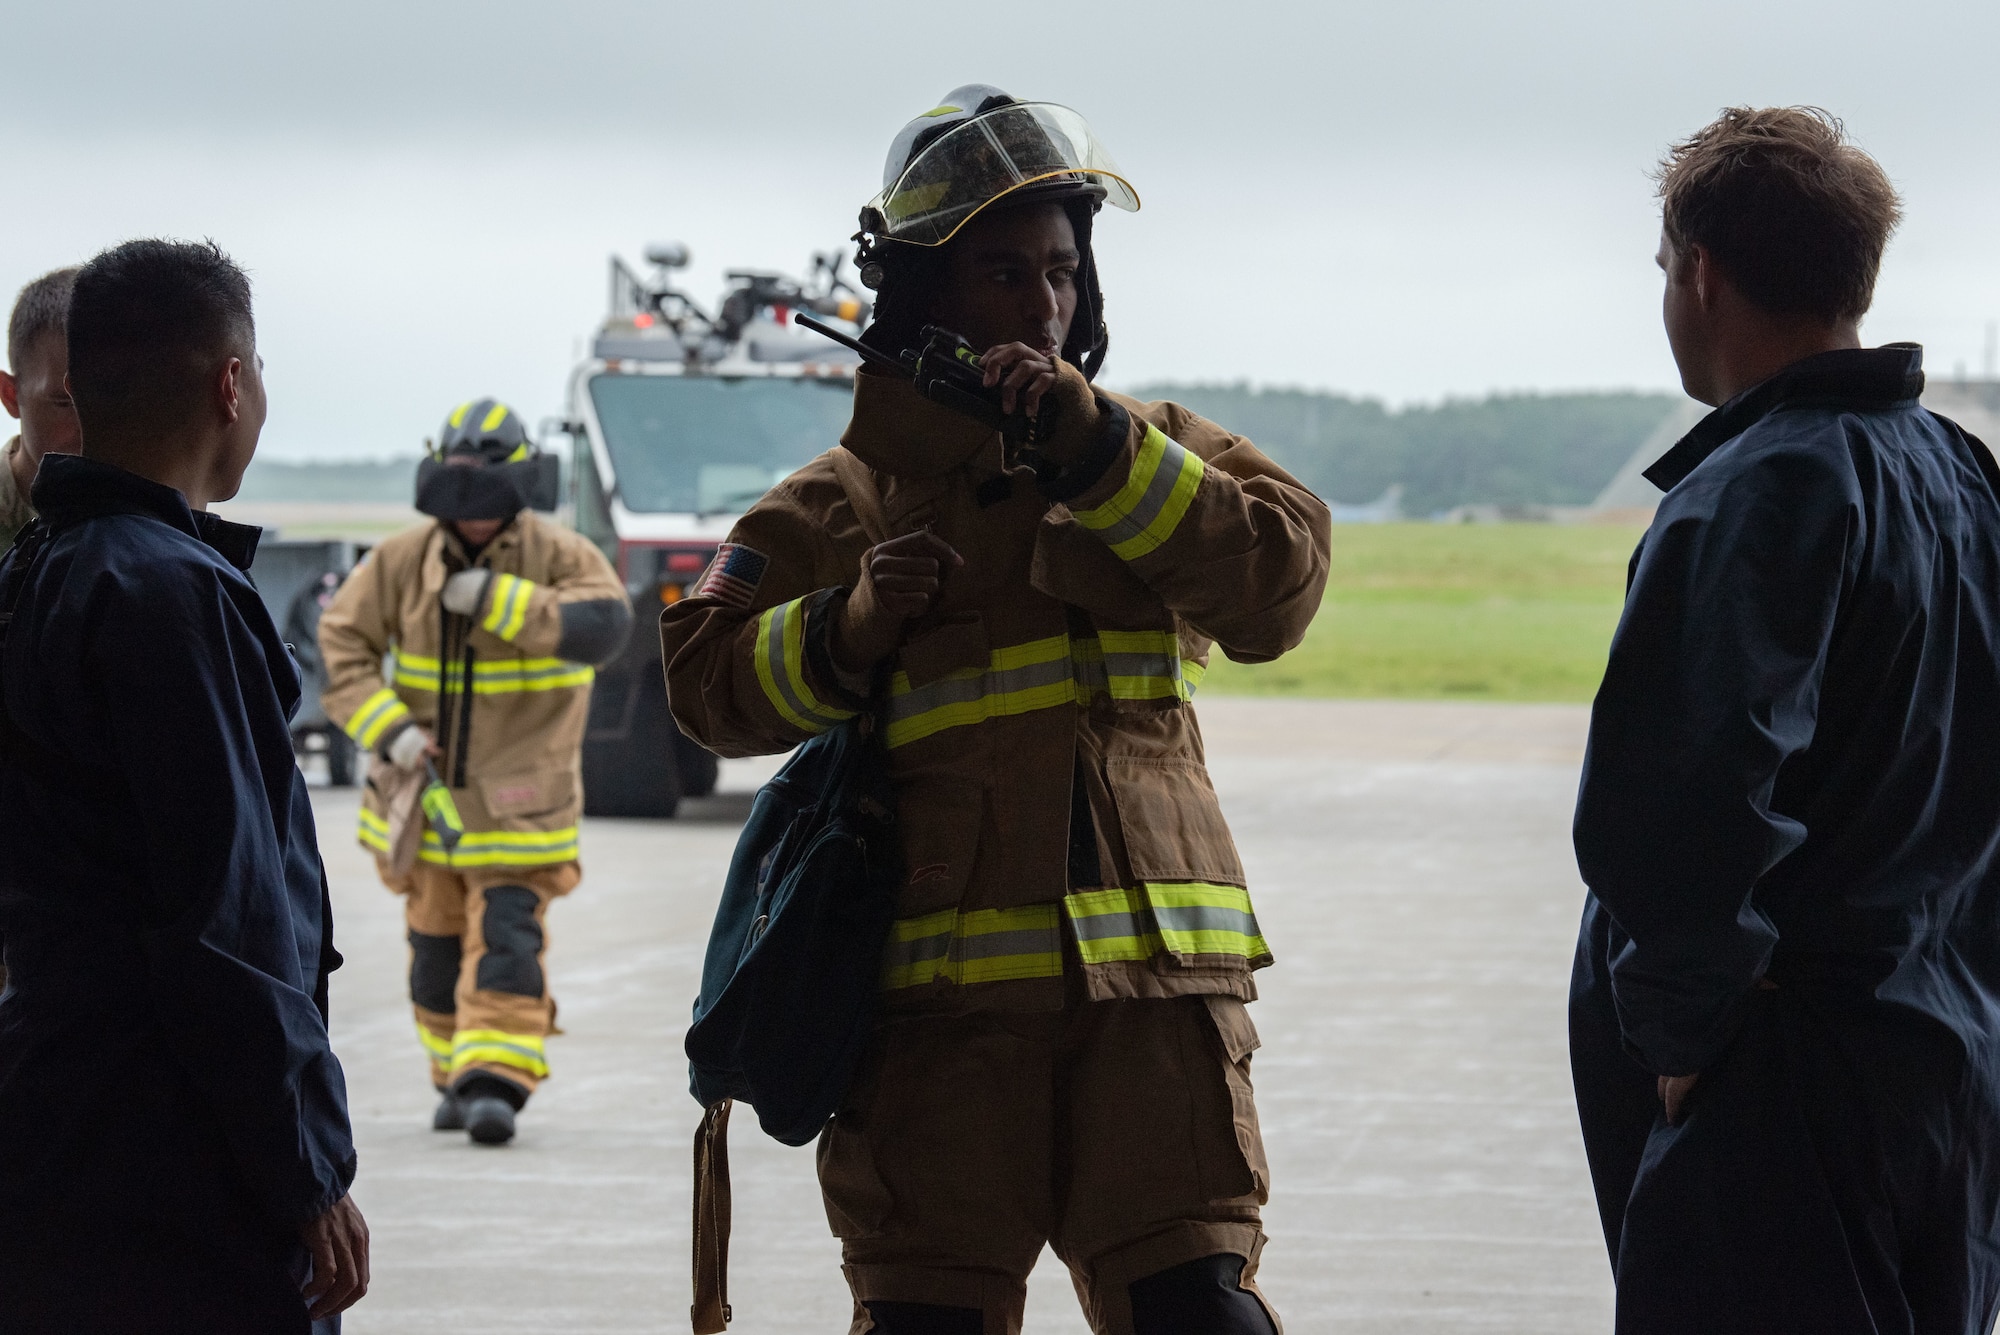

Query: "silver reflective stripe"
left=756, top=598, right=850, bottom=732
left=887, top=654, right=1074, bottom=723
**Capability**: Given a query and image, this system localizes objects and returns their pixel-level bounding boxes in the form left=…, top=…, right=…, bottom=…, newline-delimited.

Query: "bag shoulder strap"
left=690, top=1099, right=733, bottom=1333
left=829, top=447, right=892, bottom=547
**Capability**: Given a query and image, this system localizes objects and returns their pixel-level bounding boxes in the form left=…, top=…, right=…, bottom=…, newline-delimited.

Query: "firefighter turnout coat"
left=318, top=510, right=630, bottom=868
left=664, top=372, right=1331, bottom=1012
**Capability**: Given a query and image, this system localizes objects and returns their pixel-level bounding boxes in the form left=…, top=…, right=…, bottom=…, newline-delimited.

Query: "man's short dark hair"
left=1657, top=107, right=1901, bottom=325
left=7, top=267, right=79, bottom=372
left=67, top=239, right=254, bottom=438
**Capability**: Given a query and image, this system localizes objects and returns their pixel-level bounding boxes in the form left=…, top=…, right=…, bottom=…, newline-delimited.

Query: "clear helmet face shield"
left=864, top=102, right=1140, bottom=247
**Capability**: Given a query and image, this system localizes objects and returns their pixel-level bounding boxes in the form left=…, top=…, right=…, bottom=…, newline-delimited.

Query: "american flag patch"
left=693, top=543, right=770, bottom=607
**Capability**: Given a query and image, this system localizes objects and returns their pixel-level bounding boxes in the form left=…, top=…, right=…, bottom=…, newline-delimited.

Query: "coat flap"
left=897, top=613, right=988, bottom=689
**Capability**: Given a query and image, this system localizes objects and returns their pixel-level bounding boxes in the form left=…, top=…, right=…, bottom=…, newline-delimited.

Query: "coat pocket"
left=1104, top=756, right=1245, bottom=886
left=479, top=767, right=577, bottom=821
left=815, top=1052, right=896, bottom=1238
left=1195, top=994, right=1270, bottom=1205
left=889, top=773, right=984, bottom=915
left=897, top=613, right=987, bottom=688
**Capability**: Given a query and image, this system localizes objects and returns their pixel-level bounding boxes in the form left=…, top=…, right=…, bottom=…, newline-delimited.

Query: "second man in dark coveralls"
left=1571, top=108, right=2000, bottom=1333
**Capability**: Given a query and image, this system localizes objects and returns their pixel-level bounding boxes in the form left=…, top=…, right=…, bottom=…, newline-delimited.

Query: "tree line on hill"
left=235, top=387, right=1682, bottom=515
left=1124, top=384, right=1680, bottom=516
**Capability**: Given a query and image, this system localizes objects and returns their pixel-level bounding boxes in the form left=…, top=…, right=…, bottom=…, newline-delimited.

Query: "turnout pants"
left=380, top=859, right=579, bottom=1098
left=1571, top=904, right=2000, bottom=1335
left=817, top=992, right=1281, bottom=1335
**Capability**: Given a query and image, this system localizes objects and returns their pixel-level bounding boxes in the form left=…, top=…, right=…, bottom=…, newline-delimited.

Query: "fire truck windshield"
left=589, top=373, right=855, bottom=515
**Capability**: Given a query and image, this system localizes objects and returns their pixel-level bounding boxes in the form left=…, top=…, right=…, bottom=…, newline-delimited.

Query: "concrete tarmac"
left=323, top=697, right=1615, bottom=1333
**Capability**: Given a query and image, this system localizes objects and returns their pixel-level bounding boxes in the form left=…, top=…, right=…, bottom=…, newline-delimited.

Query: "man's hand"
left=383, top=723, right=438, bottom=771
left=440, top=568, right=492, bottom=616
left=831, top=531, right=963, bottom=673
left=301, top=1192, right=370, bottom=1320
left=1658, top=1072, right=1701, bottom=1126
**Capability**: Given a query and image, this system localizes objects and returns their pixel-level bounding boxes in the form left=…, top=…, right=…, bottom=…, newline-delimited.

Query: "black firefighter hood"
left=415, top=453, right=561, bottom=521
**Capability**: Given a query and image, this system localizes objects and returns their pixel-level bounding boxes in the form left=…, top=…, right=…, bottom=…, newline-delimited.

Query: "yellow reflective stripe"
left=358, top=808, right=579, bottom=867
left=1065, top=882, right=1272, bottom=967
left=415, top=1022, right=453, bottom=1063
left=1072, top=425, right=1206, bottom=561
left=1183, top=659, right=1208, bottom=692
left=753, top=597, right=855, bottom=734
left=885, top=634, right=1077, bottom=748
left=884, top=629, right=1194, bottom=742
left=449, top=1028, right=549, bottom=1078
left=391, top=654, right=443, bottom=691
left=480, top=402, right=510, bottom=433
left=881, top=904, right=1065, bottom=990
left=392, top=652, right=591, bottom=694
left=448, top=401, right=473, bottom=429
left=1096, top=629, right=1191, bottom=703
left=344, top=687, right=412, bottom=748
left=479, top=572, right=534, bottom=641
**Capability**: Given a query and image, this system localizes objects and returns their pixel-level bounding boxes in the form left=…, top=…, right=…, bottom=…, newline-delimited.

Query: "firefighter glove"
left=832, top=531, right=963, bottom=672
left=1034, top=357, right=1106, bottom=467
left=441, top=569, right=492, bottom=616
left=384, top=722, right=434, bottom=771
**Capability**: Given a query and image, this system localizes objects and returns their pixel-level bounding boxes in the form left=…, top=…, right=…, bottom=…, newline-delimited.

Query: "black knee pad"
left=862, top=1300, right=983, bottom=1334
left=1128, top=1253, right=1277, bottom=1335
left=476, top=884, right=545, bottom=997
left=408, top=930, right=461, bottom=1014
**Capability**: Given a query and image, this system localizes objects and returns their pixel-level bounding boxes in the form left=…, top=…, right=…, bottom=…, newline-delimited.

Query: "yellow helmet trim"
left=448, top=401, right=473, bottom=428
left=481, top=403, right=511, bottom=433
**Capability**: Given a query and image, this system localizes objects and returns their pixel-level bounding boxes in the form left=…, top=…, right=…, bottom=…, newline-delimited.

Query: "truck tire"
left=582, top=676, right=682, bottom=819
left=326, top=730, right=358, bottom=787
left=675, top=732, right=720, bottom=799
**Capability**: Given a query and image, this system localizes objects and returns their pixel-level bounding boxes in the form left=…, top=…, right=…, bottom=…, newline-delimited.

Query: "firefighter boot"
left=1128, top=1254, right=1279, bottom=1335
left=432, top=1088, right=465, bottom=1131
left=458, top=1074, right=526, bottom=1146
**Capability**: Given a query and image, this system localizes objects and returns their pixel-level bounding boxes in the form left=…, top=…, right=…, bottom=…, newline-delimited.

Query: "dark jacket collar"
left=1644, top=344, right=1926, bottom=492
left=30, top=454, right=264, bottom=571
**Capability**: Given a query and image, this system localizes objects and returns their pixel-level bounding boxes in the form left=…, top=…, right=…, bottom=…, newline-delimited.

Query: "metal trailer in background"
left=250, top=538, right=363, bottom=785
left=553, top=241, right=866, bottom=818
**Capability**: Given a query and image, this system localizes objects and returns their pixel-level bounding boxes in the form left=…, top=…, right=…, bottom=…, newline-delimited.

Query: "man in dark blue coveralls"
left=1570, top=106, right=2000, bottom=1335
left=0, top=239, right=370, bottom=1332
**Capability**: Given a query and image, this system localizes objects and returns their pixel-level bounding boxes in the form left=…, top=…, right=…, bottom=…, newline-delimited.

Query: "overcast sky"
left=6, top=0, right=1998, bottom=459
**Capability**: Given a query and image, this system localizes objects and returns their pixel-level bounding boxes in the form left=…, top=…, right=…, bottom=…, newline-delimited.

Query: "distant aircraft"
left=1326, top=484, right=1403, bottom=524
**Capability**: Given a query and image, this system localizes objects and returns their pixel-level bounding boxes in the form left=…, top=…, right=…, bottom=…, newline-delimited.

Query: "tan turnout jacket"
left=663, top=372, right=1331, bottom=1012
left=318, top=509, right=629, bottom=869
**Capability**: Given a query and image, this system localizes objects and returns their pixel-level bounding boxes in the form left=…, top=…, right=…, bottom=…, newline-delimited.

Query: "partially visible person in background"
left=1571, top=107, right=2000, bottom=1333
left=0, top=269, right=82, bottom=995
left=0, top=238, right=366, bottom=1331
left=318, top=401, right=630, bottom=1146
left=0, top=267, right=82, bottom=551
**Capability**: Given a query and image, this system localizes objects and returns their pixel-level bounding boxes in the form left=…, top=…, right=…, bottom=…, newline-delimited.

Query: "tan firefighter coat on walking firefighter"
left=663, top=364, right=1331, bottom=1331
left=318, top=505, right=629, bottom=1104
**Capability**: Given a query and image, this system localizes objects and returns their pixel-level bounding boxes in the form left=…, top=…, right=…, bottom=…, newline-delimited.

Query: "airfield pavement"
left=319, top=696, right=1617, bottom=1333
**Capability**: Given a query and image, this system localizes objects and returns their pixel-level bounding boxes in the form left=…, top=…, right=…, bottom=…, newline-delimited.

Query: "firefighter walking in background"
left=319, top=400, right=631, bottom=1145
left=664, top=87, right=1330, bottom=1335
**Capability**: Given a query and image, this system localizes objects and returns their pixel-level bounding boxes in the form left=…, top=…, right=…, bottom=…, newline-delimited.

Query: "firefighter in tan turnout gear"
left=664, top=87, right=1330, bottom=1335
left=319, top=399, right=631, bottom=1145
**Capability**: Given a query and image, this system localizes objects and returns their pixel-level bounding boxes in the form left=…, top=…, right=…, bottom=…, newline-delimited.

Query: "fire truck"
left=555, top=243, right=867, bottom=816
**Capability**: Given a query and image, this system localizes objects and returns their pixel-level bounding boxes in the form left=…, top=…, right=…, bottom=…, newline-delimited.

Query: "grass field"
left=1201, top=523, right=1646, bottom=702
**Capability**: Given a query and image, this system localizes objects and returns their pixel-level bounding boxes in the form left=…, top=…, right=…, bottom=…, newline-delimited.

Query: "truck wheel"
left=675, top=732, right=720, bottom=799
left=582, top=678, right=682, bottom=819
left=326, top=730, right=358, bottom=787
